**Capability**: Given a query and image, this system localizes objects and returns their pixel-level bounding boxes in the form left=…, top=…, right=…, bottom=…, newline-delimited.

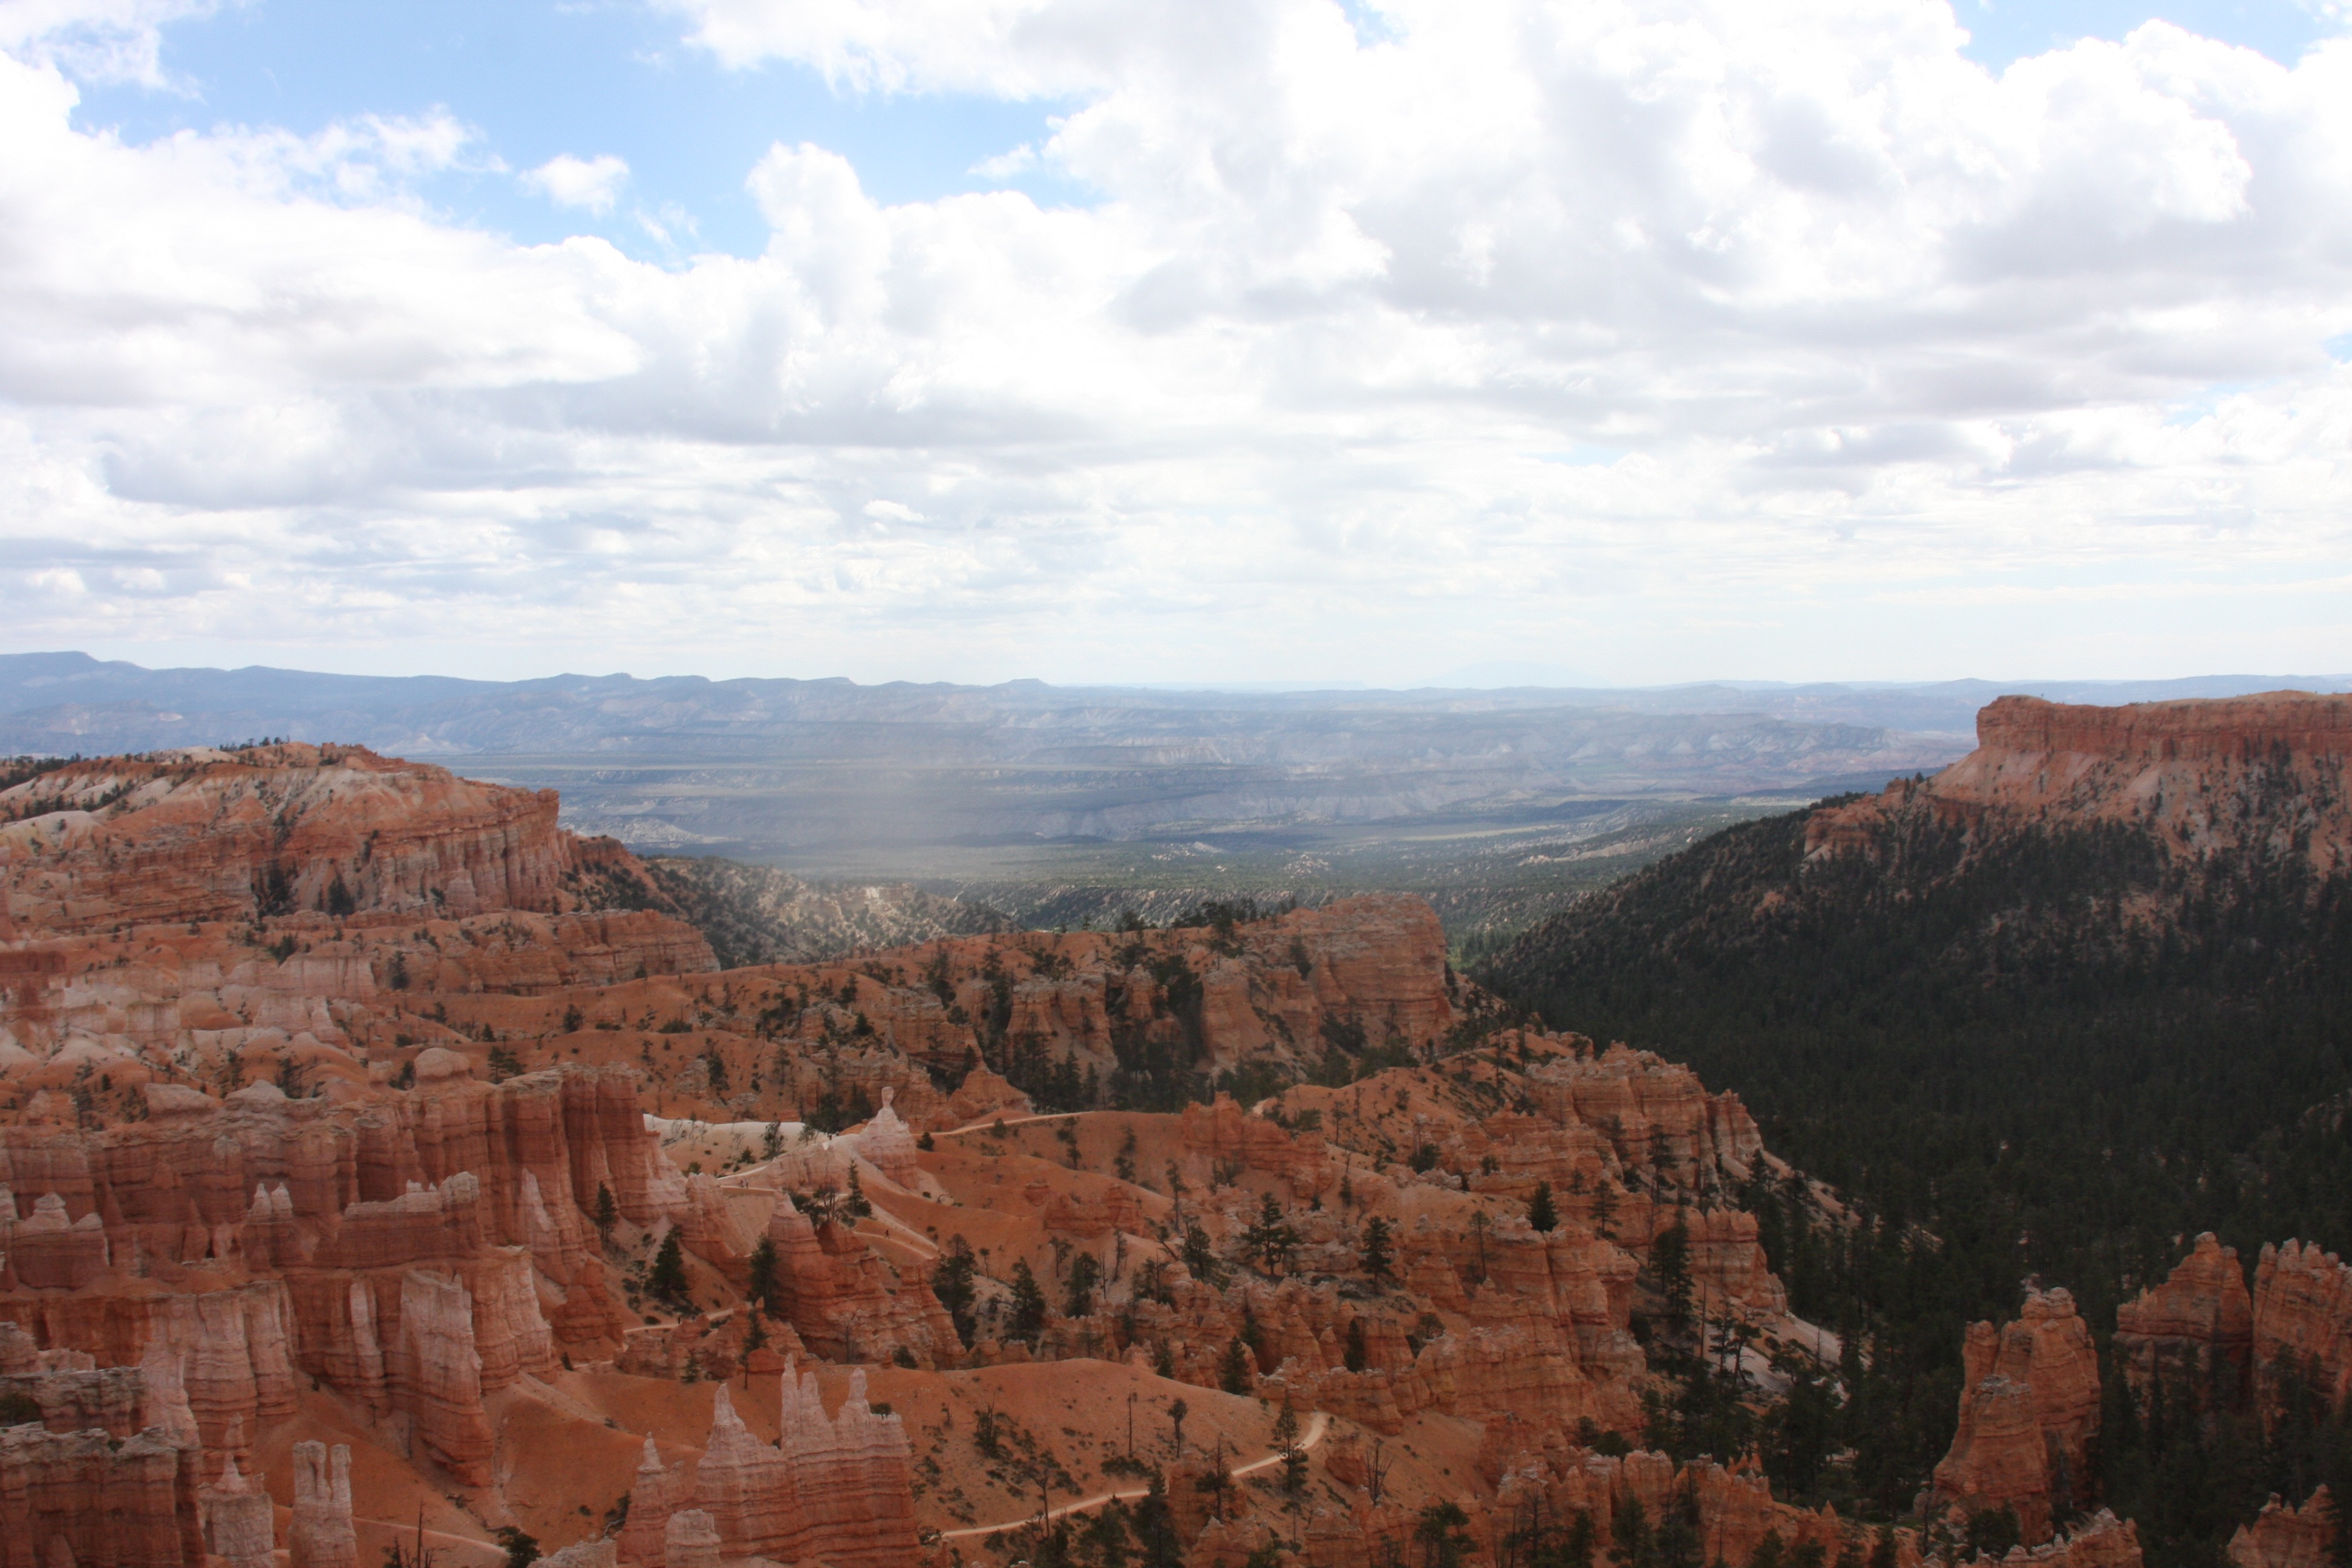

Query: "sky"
left=1, top=0, right=2348, bottom=690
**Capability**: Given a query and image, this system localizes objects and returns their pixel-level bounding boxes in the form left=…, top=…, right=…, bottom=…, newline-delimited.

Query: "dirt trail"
left=936, top=1411, right=1330, bottom=1541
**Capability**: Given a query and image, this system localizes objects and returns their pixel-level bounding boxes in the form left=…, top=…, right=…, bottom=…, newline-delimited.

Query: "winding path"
left=936, top=1410, right=1330, bottom=1541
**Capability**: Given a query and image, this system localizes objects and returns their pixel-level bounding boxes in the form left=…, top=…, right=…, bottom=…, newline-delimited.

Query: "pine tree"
left=932, top=1235, right=979, bottom=1346
left=1650, top=1217, right=1693, bottom=1334
left=747, top=1236, right=779, bottom=1315
left=1008, top=1260, right=1050, bottom=1344
left=1529, top=1181, right=1560, bottom=1233
left=593, top=1183, right=618, bottom=1238
left=648, top=1228, right=687, bottom=1303
left=1241, top=1193, right=1300, bottom=1274
left=1220, top=1336, right=1253, bottom=1394
left=1064, top=1252, right=1103, bottom=1319
left=1361, top=1215, right=1393, bottom=1281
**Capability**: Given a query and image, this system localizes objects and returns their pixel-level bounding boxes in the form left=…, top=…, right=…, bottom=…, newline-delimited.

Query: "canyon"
left=0, top=715, right=2347, bottom=1567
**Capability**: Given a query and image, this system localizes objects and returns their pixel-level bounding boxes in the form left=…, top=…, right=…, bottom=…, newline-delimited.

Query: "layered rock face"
left=2253, top=1241, right=2352, bottom=1417
left=288, top=1441, right=358, bottom=1568
left=1805, top=693, right=2352, bottom=874
left=616, top=1370, right=916, bottom=1568
left=763, top=1197, right=959, bottom=1368
left=2230, top=1488, right=2336, bottom=1568
left=0, top=1420, right=200, bottom=1568
left=1930, top=1289, right=2103, bottom=1541
left=0, top=1055, right=688, bottom=1489
left=0, top=745, right=673, bottom=936
left=2116, top=1233, right=2253, bottom=1413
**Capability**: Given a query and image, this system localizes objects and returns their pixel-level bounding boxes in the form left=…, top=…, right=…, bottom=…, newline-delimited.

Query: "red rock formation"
left=2229, top=1488, right=2336, bottom=1568
left=2254, top=1241, right=2352, bottom=1420
left=1, top=1194, right=109, bottom=1290
left=0, top=1282, right=298, bottom=1468
left=660, top=1509, right=719, bottom=1568
left=289, top=1440, right=358, bottom=1568
left=1931, top=1289, right=2103, bottom=1542
left=776, top=1364, right=920, bottom=1568
left=389, top=1269, right=495, bottom=1485
left=616, top=1436, right=687, bottom=1568
left=849, top=1091, right=920, bottom=1187
left=2117, top=1233, right=2253, bottom=1413
left=0, top=1363, right=144, bottom=1436
left=198, top=1452, right=274, bottom=1568
left=1806, top=693, right=2352, bottom=875
left=763, top=1195, right=958, bottom=1367
left=0, top=1423, right=200, bottom=1568
left=1180, top=1094, right=1331, bottom=1191
left=0, top=746, right=679, bottom=935
left=619, top=1372, right=918, bottom=1568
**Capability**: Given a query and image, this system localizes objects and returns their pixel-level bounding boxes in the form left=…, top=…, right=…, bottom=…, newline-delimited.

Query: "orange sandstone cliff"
left=1805, top=692, right=2352, bottom=874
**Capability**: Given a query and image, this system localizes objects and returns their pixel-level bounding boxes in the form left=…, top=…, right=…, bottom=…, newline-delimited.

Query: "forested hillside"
left=1481, top=695, right=2352, bottom=1566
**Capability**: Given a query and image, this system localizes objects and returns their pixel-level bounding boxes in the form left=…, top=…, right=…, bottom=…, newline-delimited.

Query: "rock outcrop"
left=763, top=1197, right=958, bottom=1368
left=2117, top=1233, right=2253, bottom=1413
left=615, top=1372, right=917, bottom=1568
left=0, top=745, right=681, bottom=936
left=2229, top=1488, right=2336, bottom=1568
left=197, top=1454, right=273, bottom=1568
left=1930, top=1289, right=2102, bottom=1541
left=289, top=1441, right=358, bottom=1568
left=0, top=1422, right=200, bottom=1568
left=1806, top=693, right=2352, bottom=874
left=2254, top=1241, right=2352, bottom=1420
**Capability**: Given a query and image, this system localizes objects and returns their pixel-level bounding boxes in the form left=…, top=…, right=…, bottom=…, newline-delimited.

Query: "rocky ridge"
left=1803, top=692, right=2352, bottom=873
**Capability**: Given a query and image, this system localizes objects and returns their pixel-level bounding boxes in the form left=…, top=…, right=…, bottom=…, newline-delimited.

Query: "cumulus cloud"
left=2, top=0, right=2351, bottom=682
left=0, top=0, right=222, bottom=86
left=523, top=152, right=630, bottom=214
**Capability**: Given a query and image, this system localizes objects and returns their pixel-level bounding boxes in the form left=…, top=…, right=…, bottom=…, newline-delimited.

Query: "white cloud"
left=0, top=0, right=223, bottom=87
left=3, top=2, right=2352, bottom=684
left=523, top=152, right=630, bottom=215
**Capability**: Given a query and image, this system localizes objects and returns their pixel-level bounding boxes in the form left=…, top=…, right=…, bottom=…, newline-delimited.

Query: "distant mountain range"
left=2, top=652, right=2342, bottom=859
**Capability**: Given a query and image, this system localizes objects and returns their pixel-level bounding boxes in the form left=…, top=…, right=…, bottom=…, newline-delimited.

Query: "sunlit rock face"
left=1805, top=693, right=2352, bottom=874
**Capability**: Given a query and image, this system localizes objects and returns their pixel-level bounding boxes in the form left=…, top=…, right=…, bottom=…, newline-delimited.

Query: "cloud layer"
left=3, top=0, right=2350, bottom=683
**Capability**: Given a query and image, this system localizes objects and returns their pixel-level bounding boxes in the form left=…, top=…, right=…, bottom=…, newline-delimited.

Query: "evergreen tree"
left=1241, top=1194, right=1301, bottom=1274
left=1362, top=1215, right=1394, bottom=1281
left=1607, top=1497, right=1649, bottom=1568
left=593, top=1183, right=618, bottom=1238
left=1220, top=1336, right=1253, bottom=1394
left=1649, top=1217, right=1694, bottom=1336
left=1415, top=1501, right=1473, bottom=1568
left=648, top=1228, right=687, bottom=1303
left=1181, top=1223, right=1228, bottom=1288
left=1529, top=1181, right=1560, bottom=1233
left=1065, top=1252, right=1103, bottom=1318
left=1008, top=1260, right=1050, bottom=1344
left=1136, top=1472, right=1184, bottom=1567
left=746, top=1236, right=779, bottom=1315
